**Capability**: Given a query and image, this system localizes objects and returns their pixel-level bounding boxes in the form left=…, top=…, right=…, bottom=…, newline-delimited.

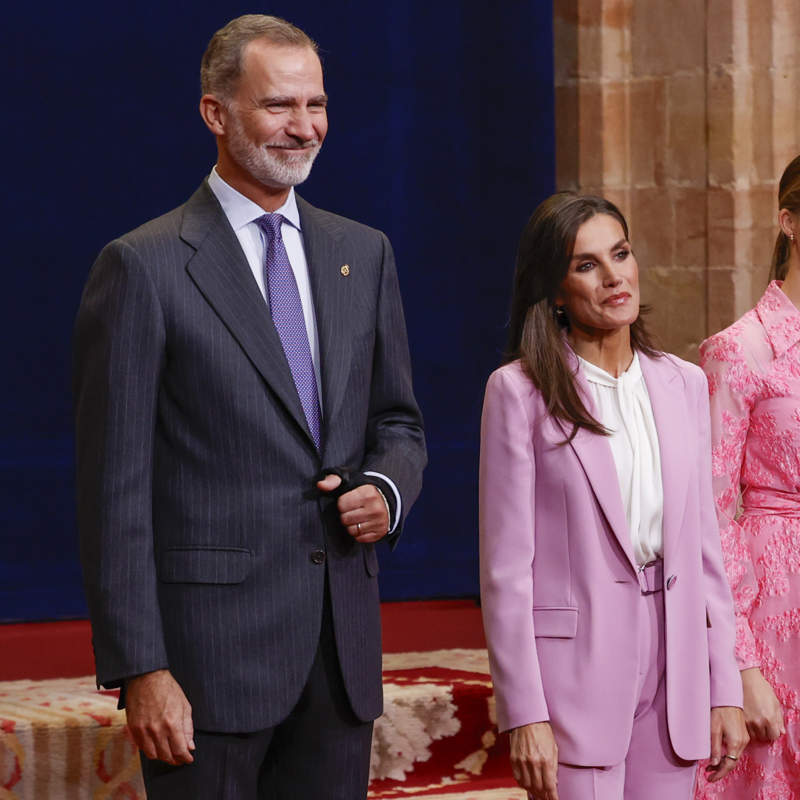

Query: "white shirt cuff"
left=363, top=471, right=402, bottom=534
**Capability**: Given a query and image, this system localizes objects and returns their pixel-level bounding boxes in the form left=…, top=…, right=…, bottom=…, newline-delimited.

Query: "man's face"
left=221, top=40, right=328, bottom=189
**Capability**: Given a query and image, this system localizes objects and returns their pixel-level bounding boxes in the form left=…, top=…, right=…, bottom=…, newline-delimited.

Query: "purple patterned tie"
left=257, top=214, right=322, bottom=449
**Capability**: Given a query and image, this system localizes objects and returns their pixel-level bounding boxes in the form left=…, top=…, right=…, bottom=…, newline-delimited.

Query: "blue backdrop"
left=1, top=2, right=554, bottom=621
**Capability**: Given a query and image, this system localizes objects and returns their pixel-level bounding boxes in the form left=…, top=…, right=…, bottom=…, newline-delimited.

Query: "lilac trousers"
left=543, top=561, right=698, bottom=800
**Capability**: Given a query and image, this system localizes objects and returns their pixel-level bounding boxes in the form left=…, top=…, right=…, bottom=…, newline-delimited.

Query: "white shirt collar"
left=579, top=350, right=642, bottom=388
left=207, top=166, right=302, bottom=232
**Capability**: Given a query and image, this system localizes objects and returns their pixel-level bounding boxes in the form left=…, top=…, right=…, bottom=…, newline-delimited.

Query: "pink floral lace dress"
left=695, top=281, right=800, bottom=799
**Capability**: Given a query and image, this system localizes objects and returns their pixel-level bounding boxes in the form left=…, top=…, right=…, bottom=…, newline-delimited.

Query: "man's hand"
left=126, top=669, right=195, bottom=765
left=317, top=474, right=390, bottom=542
left=741, top=667, right=785, bottom=742
left=509, top=722, right=559, bottom=800
left=705, top=706, right=749, bottom=782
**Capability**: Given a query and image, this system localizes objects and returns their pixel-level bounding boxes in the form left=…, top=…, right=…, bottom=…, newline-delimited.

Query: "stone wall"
left=554, top=0, right=800, bottom=360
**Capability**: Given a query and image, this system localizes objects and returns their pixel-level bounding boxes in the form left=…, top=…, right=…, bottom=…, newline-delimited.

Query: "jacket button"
left=310, top=550, right=326, bottom=565
left=666, top=574, right=677, bottom=590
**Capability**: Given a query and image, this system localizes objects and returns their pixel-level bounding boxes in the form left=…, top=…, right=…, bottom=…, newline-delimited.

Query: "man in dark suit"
left=73, top=14, right=425, bottom=799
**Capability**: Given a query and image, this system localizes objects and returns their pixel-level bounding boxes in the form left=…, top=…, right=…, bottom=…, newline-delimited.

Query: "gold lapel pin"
left=340, top=264, right=350, bottom=277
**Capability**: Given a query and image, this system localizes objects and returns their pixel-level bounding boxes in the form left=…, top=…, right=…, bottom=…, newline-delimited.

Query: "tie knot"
left=257, top=213, right=285, bottom=239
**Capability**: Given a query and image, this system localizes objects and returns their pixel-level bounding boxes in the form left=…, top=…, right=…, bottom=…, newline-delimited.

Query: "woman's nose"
left=601, top=264, right=623, bottom=286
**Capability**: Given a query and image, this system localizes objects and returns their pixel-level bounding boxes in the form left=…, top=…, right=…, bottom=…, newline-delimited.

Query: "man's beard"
left=225, top=113, right=321, bottom=189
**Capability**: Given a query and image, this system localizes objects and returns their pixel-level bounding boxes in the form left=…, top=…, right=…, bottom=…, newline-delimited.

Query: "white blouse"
left=578, top=352, right=664, bottom=565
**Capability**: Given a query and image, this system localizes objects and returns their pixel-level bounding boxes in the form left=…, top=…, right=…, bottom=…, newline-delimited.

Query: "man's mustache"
left=264, top=141, right=321, bottom=150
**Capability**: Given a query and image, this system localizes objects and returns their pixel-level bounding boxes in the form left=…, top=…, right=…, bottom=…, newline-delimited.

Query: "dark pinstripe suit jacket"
left=73, top=180, right=426, bottom=732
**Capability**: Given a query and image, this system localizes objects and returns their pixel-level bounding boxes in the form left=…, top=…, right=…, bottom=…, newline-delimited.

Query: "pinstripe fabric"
left=73, top=181, right=426, bottom=733
left=140, top=579, right=374, bottom=799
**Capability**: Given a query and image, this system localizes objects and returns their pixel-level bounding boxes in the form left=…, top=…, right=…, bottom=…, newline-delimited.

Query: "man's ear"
left=199, top=94, right=227, bottom=136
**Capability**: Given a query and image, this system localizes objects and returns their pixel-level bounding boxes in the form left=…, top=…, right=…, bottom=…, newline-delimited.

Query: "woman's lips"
left=603, top=292, right=631, bottom=306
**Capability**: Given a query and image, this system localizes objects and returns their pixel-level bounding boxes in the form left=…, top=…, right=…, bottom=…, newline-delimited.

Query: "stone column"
left=554, top=0, right=800, bottom=360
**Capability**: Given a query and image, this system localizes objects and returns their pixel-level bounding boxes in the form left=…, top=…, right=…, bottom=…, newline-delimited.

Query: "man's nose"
left=286, top=109, right=318, bottom=143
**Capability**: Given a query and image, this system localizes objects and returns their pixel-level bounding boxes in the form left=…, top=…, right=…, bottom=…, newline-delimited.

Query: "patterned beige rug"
left=0, top=649, right=525, bottom=799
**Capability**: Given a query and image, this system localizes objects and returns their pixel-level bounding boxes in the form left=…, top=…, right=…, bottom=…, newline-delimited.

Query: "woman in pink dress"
left=697, top=155, right=800, bottom=799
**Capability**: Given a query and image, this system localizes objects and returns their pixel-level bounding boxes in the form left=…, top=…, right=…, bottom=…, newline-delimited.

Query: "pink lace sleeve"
left=700, top=334, right=760, bottom=669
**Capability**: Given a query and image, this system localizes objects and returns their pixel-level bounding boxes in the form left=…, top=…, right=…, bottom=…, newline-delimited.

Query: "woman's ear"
left=778, top=208, right=797, bottom=240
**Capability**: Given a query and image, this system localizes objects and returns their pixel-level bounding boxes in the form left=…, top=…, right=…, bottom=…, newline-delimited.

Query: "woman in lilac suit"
left=479, top=193, right=748, bottom=800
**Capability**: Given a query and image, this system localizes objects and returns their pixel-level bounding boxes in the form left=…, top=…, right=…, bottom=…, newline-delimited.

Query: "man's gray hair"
left=201, top=15, right=319, bottom=100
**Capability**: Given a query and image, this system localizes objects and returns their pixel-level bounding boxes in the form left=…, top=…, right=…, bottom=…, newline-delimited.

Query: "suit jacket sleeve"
left=73, top=238, right=170, bottom=688
left=694, top=369, right=744, bottom=708
left=359, top=232, right=426, bottom=543
left=479, top=368, right=548, bottom=732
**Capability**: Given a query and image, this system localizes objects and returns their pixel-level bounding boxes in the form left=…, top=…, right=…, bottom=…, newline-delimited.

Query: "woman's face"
left=556, top=213, right=640, bottom=335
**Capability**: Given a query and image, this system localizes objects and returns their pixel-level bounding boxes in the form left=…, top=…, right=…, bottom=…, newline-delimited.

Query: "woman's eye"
left=576, top=261, right=594, bottom=272
left=615, top=249, right=630, bottom=260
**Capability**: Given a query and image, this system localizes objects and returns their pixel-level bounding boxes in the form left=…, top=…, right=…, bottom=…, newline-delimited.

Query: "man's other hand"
left=126, top=669, right=195, bottom=765
left=317, top=474, right=390, bottom=542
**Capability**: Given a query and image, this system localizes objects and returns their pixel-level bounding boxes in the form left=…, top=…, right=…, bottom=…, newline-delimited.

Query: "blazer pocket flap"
left=533, top=607, right=578, bottom=638
left=158, top=547, right=252, bottom=584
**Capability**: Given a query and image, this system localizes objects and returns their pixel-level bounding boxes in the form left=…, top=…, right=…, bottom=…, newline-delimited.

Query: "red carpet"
left=0, top=621, right=95, bottom=680
left=0, top=650, right=524, bottom=799
left=372, top=650, right=523, bottom=798
left=0, top=599, right=485, bottom=680
left=382, top=599, right=485, bottom=653
left=0, top=600, right=523, bottom=798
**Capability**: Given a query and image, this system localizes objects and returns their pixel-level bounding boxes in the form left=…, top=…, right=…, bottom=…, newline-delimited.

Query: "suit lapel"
left=566, top=361, right=638, bottom=573
left=639, top=353, right=689, bottom=562
left=297, top=197, right=353, bottom=447
left=181, top=182, right=316, bottom=449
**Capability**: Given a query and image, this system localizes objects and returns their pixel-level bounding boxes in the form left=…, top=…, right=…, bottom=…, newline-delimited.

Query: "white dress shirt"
left=207, top=167, right=323, bottom=402
left=578, top=352, right=664, bottom=565
left=206, top=168, right=401, bottom=532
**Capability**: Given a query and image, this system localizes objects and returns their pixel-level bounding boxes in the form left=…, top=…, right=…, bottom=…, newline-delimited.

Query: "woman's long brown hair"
left=770, top=155, right=800, bottom=282
left=503, top=193, right=659, bottom=442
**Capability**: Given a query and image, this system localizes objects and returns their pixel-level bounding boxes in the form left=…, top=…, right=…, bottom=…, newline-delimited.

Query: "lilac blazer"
left=479, top=351, right=742, bottom=766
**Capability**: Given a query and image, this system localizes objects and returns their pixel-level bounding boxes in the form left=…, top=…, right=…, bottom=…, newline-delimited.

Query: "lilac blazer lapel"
left=639, top=353, right=690, bottom=561
left=564, top=352, right=638, bottom=573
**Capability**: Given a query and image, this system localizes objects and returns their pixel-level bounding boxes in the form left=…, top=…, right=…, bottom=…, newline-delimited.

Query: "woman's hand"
left=741, top=667, right=785, bottom=742
left=705, top=706, right=749, bottom=782
left=509, top=721, right=559, bottom=800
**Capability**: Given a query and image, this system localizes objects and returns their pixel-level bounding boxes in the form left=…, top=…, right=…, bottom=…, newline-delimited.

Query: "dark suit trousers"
left=139, top=576, right=374, bottom=800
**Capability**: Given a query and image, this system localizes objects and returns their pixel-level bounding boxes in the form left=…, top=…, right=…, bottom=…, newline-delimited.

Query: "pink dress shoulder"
left=695, top=281, right=800, bottom=799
